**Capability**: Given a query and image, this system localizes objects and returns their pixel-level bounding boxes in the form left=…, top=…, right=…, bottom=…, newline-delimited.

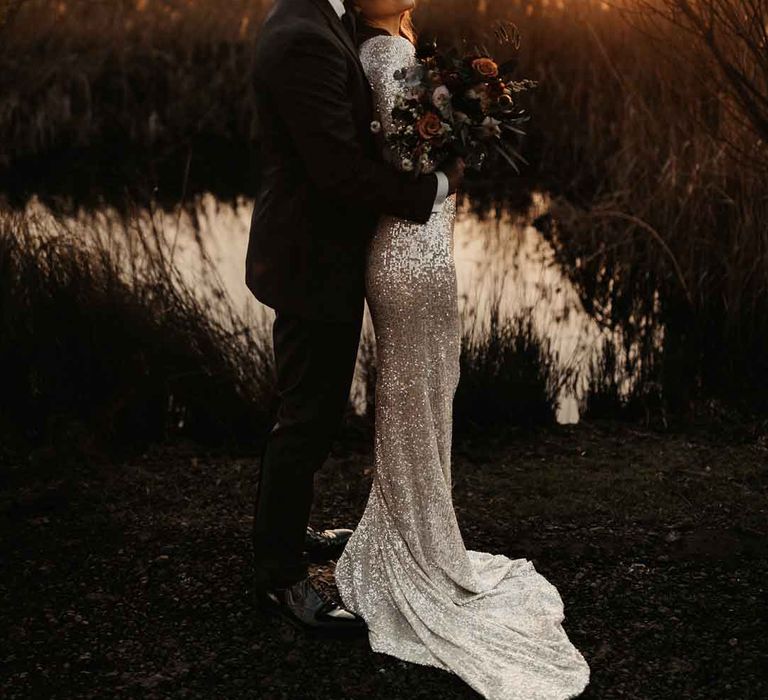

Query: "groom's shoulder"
left=257, top=11, right=337, bottom=62
left=259, top=0, right=332, bottom=43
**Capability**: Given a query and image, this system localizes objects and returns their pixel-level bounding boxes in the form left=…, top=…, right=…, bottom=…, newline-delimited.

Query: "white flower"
left=401, top=157, right=414, bottom=171
left=370, top=120, right=382, bottom=134
left=432, top=85, right=451, bottom=110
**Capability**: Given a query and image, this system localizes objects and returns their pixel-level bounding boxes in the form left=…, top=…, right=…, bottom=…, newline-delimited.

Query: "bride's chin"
left=397, top=0, right=416, bottom=11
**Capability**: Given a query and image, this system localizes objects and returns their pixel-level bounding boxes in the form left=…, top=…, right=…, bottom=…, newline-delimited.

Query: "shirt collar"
left=327, top=0, right=346, bottom=19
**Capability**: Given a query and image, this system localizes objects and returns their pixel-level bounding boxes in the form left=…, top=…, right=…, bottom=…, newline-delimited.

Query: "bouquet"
left=379, top=40, right=538, bottom=176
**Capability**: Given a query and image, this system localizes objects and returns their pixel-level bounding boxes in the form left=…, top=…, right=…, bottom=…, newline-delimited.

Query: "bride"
left=333, top=2, right=591, bottom=698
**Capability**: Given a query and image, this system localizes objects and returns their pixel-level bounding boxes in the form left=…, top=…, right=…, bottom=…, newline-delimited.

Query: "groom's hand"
left=443, top=157, right=466, bottom=195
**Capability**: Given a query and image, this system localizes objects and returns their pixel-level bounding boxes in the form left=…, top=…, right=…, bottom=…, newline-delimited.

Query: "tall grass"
left=0, top=201, right=565, bottom=460
left=0, top=202, right=276, bottom=460
left=507, top=0, right=768, bottom=415
left=421, top=0, right=768, bottom=415
left=0, top=0, right=766, bottom=418
left=0, top=0, right=272, bottom=209
left=455, top=301, right=569, bottom=430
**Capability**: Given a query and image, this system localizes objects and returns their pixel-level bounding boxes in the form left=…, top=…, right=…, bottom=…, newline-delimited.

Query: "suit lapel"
left=307, top=0, right=367, bottom=76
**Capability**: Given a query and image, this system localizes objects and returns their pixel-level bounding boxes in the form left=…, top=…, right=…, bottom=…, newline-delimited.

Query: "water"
left=25, top=192, right=606, bottom=424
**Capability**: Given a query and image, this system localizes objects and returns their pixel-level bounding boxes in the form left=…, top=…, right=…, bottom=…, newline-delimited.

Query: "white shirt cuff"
left=431, top=171, right=449, bottom=213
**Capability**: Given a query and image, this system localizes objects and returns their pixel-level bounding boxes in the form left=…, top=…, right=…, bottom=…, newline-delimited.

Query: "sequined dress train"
left=334, top=35, right=590, bottom=699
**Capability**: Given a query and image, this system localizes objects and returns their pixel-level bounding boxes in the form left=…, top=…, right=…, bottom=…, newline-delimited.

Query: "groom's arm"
left=259, top=29, right=438, bottom=225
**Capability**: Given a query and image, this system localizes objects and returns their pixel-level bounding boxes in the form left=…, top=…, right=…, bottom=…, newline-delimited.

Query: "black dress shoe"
left=304, top=526, right=353, bottom=561
left=256, top=576, right=366, bottom=632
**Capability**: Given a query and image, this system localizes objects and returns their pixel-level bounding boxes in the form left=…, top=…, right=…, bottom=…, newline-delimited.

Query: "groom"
left=246, top=0, right=464, bottom=631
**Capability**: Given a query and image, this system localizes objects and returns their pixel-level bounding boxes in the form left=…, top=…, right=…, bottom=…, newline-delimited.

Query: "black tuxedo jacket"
left=245, top=0, right=439, bottom=322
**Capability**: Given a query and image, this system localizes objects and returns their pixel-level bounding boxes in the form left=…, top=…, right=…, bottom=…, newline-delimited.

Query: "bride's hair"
left=400, top=11, right=417, bottom=45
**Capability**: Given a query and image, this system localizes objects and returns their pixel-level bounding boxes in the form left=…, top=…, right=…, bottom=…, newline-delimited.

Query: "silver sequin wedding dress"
left=334, top=35, right=591, bottom=700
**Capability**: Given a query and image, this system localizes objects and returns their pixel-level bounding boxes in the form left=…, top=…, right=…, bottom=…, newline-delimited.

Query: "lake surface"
left=26, top=192, right=608, bottom=424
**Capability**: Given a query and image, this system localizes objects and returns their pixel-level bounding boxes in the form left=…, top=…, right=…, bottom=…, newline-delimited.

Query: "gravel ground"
left=1, top=419, right=766, bottom=699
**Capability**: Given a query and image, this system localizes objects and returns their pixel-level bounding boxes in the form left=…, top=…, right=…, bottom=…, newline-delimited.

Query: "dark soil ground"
left=1, top=419, right=767, bottom=699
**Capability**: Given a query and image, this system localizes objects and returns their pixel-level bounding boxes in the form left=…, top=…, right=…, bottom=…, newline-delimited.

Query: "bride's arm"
left=360, top=36, right=450, bottom=212
left=359, top=37, right=406, bottom=149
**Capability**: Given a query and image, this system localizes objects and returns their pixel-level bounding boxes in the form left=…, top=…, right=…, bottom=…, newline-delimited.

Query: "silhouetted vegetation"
left=0, top=205, right=276, bottom=462
left=0, top=199, right=568, bottom=460
left=455, top=304, right=566, bottom=429
left=0, top=0, right=766, bottom=450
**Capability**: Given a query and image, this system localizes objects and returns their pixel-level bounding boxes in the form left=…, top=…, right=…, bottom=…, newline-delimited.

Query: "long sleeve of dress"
left=358, top=35, right=421, bottom=173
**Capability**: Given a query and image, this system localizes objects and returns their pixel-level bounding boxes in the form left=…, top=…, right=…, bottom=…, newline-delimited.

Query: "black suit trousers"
left=252, top=306, right=363, bottom=589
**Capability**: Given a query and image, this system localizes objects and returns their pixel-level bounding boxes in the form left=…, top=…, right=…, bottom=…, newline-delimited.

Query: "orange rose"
left=472, top=57, right=499, bottom=78
left=417, top=112, right=443, bottom=140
